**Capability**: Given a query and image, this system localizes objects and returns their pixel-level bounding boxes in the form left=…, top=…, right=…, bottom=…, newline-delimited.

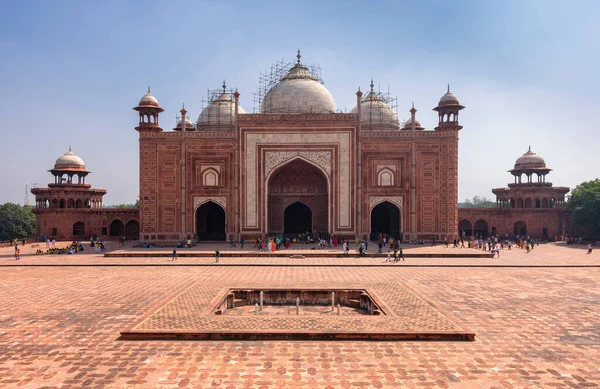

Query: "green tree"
left=566, top=178, right=600, bottom=238
left=105, top=198, right=139, bottom=209
left=458, top=196, right=496, bottom=208
left=0, top=203, right=36, bottom=241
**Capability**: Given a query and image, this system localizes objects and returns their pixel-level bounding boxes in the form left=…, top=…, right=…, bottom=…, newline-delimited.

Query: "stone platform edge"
left=119, top=329, right=476, bottom=342
left=105, top=252, right=494, bottom=259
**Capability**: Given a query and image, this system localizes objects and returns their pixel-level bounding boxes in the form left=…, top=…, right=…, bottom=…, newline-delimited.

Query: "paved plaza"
left=0, top=243, right=598, bottom=388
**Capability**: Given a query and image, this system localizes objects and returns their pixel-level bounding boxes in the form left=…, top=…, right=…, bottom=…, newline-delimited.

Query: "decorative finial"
left=447, top=84, right=450, bottom=93
left=412, top=101, right=415, bottom=109
left=148, top=86, right=151, bottom=94
left=297, top=49, right=301, bottom=64
left=528, top=145, right=531, bottom=152
left=182, top=103, right=185, bottom=109
left=222, top=80, right=227, bottom=92
left=370, top=78, right=374, bottom=92
left=68, top=145, right=71, bottom=152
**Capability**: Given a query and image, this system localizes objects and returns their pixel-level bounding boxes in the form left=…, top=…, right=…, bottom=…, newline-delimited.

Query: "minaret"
left=133, top=87, right=164, bottom=132
left=433, top=85, right=465, bottom=130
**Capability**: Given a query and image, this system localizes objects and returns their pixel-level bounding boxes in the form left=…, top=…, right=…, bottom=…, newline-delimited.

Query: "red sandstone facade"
left=457, top=147, right=569, bottom=239
left=31, top=149, right=139, bottom=241
left=134, top=56, right=464, bottom=244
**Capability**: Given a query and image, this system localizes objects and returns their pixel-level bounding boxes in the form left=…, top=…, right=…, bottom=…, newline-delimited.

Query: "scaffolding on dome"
left=195, top=86, right=237, bottom=129
left=361, top=86, right=400, bottom=130
left=253, top=59, right=324, bottom=113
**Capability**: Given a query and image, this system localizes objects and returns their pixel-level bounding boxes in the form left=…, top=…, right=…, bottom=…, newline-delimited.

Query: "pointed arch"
left=377, top=168, right=395, bottom=186
left=263, top=154, right=331, bottom=233
left=202, top=168, right=219, bottom=187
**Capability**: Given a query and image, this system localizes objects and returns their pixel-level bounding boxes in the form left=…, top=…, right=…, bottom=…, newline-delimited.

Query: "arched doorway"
left=110, top=219, right=124, bottom=237
left=125, top=220, right=139, bottom=239
left=267, top=158, right=328, bottom=236
left=458, top=219, right=472, bottom=237
left=370, top=201, right=401, bottom=241
left=284, top=202, right=312, bottom=234
left=196, top=201, right=226, bottom=241
left=73, top=222, right=85, bottom=237
left=473, top=219, right=489, bottom=238
left=514, top=221, right=527, bottom=237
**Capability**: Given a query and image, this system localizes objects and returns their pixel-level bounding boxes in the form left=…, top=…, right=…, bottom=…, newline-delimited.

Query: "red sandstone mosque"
left=30, top=52, right=570, bottom=243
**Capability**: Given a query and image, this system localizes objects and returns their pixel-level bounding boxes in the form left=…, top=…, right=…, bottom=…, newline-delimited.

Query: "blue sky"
left=1, top=0, right=598, bottom=205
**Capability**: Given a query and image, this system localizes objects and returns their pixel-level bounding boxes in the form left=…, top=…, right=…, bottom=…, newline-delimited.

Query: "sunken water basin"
left=119, top=282, right=475, bottom=341
left=213, top=289, right=386, bottom=316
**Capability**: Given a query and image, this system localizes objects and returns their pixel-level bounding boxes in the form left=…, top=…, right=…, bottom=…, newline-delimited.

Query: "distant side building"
left=31, top=149, right=139, bottom=241
left=458, top=147, right=569, bottom=239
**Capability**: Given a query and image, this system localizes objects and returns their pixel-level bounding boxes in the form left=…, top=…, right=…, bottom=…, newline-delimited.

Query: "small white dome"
left=138, top=90, right=160, bottom=107
left=175, top=116, right=195, bottom=131
left=438, top=86, right=459, bottom=106
left=514, top=147, right=546, bottom=170
left=351, top=82, right=399, bottom=129
left=403, top=116, right=422, bottom=129
left=197, top=91, right=246, bottom=127
left=261, top=62, right=336, bottom=114
left=54, top=148, right=85, bottom=169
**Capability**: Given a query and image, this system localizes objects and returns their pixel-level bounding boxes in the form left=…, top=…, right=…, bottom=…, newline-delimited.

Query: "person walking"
left=15, top=247, right=20, bottom=260
left=172, top=249, right=177, bottom=261
left=587, top=244, right=593, bottom=254
left=215, top=250, right=220, bottom=263
left=444, top=236, right=448, bottom=247
left=399, top=247, right=405, bottom=261
left=240, top=238, right=244, bottom=249
left=378, top=241, right=383, bottom=254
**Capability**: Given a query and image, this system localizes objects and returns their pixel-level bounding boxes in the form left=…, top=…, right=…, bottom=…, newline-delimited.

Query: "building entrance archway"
left=73, top=222, right=85, bottom=237
left=125, top=220, right=139, bottom=239
left=267, top=158, right=328, bottom=235
left=458, top=219, right=472, bottom=237
left=473, top=219, right=489, bottom=238
left=284, top=202, right=312, bottom=235
left=196, top=201, right=226, bottom=241
left=370, top=201, right=401, bottom=242
left=514, top=221, right=527, bottom=237
left=110, top=220, right=124, bottom=237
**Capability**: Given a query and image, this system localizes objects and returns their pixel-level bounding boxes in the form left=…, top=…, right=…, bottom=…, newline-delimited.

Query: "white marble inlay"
left=369, top=196, right=403, bottom=211
left=244, top=131, right=352, bottom=229
left=194, top=196, right=226, bottom=211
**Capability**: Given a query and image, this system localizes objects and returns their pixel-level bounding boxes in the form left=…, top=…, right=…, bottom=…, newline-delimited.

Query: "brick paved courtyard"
left=0, top=244, right=599, bottom=388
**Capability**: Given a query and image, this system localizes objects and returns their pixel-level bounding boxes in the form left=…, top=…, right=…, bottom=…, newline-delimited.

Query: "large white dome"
left=197, top=91, right=246, bottom=127
left=261, top=63, right=336, bottom=114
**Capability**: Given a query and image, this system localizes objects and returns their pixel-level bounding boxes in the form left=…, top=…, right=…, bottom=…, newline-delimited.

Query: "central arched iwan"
left=267, top=158, right=328, bottom=235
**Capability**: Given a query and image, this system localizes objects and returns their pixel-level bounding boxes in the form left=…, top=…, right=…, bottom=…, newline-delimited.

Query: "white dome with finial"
left=138, top=87, right=160, bottom=107
left=351, top=79, right=399, bottom=128
left=514, top=146, right=546, bottom=170
left=261, top=50, right=336, bottom=114
left=438, top=85, right=460, bottom=106
left=54, top=147, right=85, bottom=169
left=403, top=117, right=422, bottom=129
left=197, top=81, right=246, bottom=127
left=175, top=116, right=195, bottom=131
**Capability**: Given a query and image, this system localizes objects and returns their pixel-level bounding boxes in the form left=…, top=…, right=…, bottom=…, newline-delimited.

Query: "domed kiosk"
left=509, top=146, right=551, bottom=184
